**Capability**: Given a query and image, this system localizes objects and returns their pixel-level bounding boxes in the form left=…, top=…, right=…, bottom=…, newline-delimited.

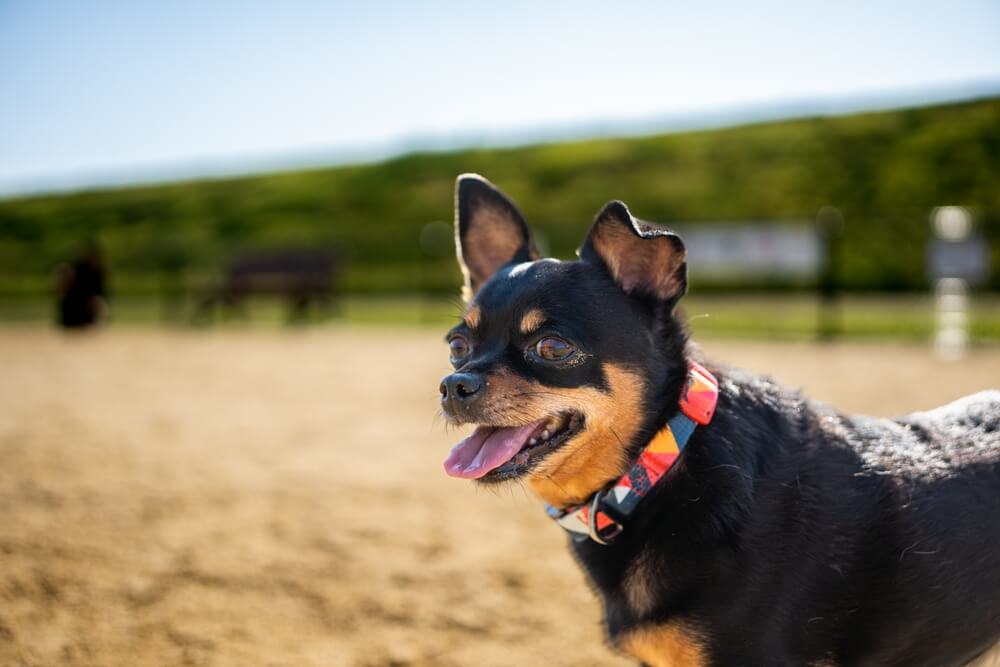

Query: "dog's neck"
left=533, top=362, right=719, bottom=544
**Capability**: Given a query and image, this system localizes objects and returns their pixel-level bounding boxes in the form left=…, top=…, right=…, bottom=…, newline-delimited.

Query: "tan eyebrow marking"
left=464, top=304, right=481, bottom=329
left=519, top=309, right=546, bottom=334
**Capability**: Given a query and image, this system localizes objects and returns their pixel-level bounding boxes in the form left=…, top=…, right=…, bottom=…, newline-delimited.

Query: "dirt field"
left=2, top=328, right=998, bottom=667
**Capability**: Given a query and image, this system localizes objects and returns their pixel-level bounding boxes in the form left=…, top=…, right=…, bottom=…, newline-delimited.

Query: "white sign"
left=671, top=222, right=820, bottom=279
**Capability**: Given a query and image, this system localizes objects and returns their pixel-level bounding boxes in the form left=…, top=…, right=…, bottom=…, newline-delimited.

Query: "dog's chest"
left=618, top=623, right=706, bottom=667
left=587, top=545, right=709, bottom=666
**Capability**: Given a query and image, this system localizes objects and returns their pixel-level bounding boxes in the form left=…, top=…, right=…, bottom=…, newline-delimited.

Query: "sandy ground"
left=1, top=328, right=998, bottom=667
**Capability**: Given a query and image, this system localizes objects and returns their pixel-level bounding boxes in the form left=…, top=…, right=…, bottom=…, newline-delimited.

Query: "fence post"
left=816, top=206, right=843, bottom=341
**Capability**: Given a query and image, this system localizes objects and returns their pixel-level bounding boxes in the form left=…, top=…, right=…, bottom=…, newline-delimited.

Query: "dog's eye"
left=448, top=335, right=471, bottom=362
left=535, top=336, right=574, bottom=361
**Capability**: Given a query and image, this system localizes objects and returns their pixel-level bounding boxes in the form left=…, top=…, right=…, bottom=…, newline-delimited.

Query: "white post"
left=931, top=206, right=971, bottom=361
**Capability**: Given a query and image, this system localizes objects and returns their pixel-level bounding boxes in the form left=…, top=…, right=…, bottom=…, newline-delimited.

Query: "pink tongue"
left=443, top=421, right=544, bottom=479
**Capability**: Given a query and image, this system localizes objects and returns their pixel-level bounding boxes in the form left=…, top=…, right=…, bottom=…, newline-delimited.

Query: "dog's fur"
left=439, top=174, right=1000, bottom=666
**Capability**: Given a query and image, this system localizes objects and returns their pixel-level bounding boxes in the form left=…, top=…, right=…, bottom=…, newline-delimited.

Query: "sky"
left=1, top=1, right=999, bottom=196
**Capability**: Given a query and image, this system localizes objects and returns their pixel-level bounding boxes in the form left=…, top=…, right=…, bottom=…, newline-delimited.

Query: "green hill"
left=2, top=97, right=998, bottom=296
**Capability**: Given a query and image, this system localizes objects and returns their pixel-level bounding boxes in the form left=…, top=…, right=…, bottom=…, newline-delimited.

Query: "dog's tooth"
left=529, top=437, right=538, bottom=445
left=541, top=429, right=551, bottom=440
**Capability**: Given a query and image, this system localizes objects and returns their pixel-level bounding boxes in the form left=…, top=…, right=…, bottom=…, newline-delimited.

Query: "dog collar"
left=544, top=361, right=719, bottom=545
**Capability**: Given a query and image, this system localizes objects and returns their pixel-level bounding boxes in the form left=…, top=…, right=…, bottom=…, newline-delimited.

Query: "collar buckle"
left=587, top=492, right=623, bottom=545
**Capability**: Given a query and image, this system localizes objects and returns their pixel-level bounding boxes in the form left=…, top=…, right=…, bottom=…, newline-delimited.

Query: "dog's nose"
left=440, top=372, right=484, bottom=412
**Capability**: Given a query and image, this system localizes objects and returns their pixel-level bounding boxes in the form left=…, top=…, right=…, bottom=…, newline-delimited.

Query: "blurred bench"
left=194, top=248, right=339, bottom=324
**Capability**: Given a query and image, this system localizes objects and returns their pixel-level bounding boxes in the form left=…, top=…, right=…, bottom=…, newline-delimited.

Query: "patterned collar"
left=545, top=361, right=719, bottom=545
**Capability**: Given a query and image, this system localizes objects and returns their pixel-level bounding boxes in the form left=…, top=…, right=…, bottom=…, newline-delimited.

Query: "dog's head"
left=440, top=174, right=690, bottom=507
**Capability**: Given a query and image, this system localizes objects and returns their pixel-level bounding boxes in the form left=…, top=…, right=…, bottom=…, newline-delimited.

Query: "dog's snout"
left=440, top=372, right=484, bottom=414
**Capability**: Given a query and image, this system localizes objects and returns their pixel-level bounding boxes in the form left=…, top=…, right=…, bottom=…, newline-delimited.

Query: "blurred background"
left=1, top=2, right=999, bottom=666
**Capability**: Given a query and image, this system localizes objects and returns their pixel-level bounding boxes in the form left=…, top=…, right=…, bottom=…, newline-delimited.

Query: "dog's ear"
left=454, top=174, right=538, bottom=300
left=579, top=201, right=687, bottom=303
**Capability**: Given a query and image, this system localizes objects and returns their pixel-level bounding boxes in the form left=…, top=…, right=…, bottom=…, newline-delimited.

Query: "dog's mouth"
left=443, top=411, right=584, bottom=482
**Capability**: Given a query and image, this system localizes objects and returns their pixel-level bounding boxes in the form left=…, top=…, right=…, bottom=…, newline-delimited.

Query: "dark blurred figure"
left=56, top=243, right=108, bottom=328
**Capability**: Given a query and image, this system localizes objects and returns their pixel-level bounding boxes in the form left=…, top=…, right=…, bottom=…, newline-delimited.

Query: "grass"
left=681, top=294, right=1000, bottom=341
left=2, top=292, right=999, bottom=342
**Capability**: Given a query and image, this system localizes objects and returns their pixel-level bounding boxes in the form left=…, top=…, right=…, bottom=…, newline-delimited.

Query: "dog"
left=438, top=174, right=1000, bottom=666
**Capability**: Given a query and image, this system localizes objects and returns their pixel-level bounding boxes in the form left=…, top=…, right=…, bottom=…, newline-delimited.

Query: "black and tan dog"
left=438, top=174, right=1000, bottom=666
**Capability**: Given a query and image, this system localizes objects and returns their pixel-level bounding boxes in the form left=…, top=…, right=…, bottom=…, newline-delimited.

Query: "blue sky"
left=1, top=1, right=999, bottom=195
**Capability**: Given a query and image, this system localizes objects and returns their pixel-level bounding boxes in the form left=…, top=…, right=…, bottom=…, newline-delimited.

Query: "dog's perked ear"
left=578, top=200, right=687, bottom=303
left=454, top=174, right=539, bottom=300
